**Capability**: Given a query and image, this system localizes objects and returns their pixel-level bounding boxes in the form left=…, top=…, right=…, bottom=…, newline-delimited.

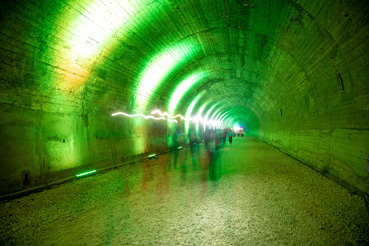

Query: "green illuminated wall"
left=0, top=0, right=368, bottom=196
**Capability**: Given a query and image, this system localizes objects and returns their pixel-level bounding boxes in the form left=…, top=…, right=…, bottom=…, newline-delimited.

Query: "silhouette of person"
left=188, top=126, right=200, bottom=170
left=228, top=129, right=233, bottom=144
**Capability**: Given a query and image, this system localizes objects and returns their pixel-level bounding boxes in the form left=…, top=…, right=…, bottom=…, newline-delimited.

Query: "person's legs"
left=190, top=143, right=198, bottom=170
left=173, top=150, right=179, bottom=169
left=215, top=137, right=220, bottom=149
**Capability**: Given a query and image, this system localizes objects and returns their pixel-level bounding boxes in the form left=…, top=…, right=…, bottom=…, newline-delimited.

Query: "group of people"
left=201, top=127, right=243, bottom=151
left=185, top=126, right=245, bottom=150
left=167, top=126, right=245, bottom=181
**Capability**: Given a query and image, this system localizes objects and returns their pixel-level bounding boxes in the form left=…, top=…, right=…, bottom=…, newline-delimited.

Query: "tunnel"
left=0, top=0, right=369, bottom=244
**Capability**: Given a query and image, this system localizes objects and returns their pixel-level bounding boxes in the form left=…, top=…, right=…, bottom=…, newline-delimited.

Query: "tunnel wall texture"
left=0, top=104, right=173, bottom=196
left=0, top=0, right=369, bottom=197
left=246, top=2, right=369, bottom=193
left=0, top=0, right=184, bottom=196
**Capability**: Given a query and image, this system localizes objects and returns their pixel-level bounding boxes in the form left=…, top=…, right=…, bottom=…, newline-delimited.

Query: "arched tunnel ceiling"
left=1, top=0, right=369, bottom=196
left=1, top=0, right=368, bottom=125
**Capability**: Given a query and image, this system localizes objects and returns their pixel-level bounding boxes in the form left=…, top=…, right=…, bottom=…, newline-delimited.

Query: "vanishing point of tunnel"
left=0, top=0, right=369, bottom=245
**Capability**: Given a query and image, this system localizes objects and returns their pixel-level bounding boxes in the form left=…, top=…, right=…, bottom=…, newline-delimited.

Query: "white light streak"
left=151, top=109, right=184, bottom=120
left=112, top=112, right=165, bottom=120
left=112, top=111, right=178, bottom=123
left=167, top=118, right=178, bottom=123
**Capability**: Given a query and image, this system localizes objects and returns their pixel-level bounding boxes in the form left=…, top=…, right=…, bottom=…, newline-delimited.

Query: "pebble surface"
left=1, top=136, right=368, bottom=245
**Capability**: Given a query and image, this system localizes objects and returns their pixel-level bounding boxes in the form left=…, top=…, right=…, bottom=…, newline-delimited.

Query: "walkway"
left=1, top=136, right=368, bottom=245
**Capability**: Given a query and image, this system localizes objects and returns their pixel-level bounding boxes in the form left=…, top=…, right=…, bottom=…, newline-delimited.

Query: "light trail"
left=112, top=111, right=178, bottom=123
left=112, top=112, right=166, bottom=120
left=151, top=109, right=185, bottom=120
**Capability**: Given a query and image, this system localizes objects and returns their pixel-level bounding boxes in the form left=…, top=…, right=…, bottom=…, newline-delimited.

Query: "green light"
left=76, top=170, right=96, bottom=178
left=219, top=112, right=231, bottom=127
left=196, top=102, right=208, bottom=132
left=55, top=0, right=150, bottom=89
left=211, top=111, right=221, bottom=127
left=135, top=41, right=199, bottom=112
left=233, top=122, right=242, bottom=131
left=210, top=109, right=221, bottom=124
left=204, top=104, right=217, bottom=130
left=223, top=116, right=234, bottom=128
left=218, top=112, right=229, bottom=124
left=213, top=109, right=228, bottom=126
left=185, top=94, right=203, bottom=141
left=148, top=154, right=156, bottom=159
left=178, top=146, right=183, bottom=150
left=168, top=72, right=206, bottom=115
left=67, top=0, right=139, bottom=59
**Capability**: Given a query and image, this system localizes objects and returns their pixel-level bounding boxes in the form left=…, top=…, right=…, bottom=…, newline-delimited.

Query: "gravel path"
left=1, top=136, right=368, bottom=245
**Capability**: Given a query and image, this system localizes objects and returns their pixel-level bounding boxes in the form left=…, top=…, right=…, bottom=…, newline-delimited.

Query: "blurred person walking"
left=188, top=126, right=200, bottom=170
left=222, top=128, right=227, bottom=144
left=228, top=129, right=233, bottom=144
left=215, top=128, right=222, bottom=149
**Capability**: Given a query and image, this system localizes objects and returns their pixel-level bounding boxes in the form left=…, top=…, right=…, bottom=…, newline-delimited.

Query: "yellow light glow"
left=148, top=154, right=156, bottom=159
left=55, top=0, right=163, bottom=90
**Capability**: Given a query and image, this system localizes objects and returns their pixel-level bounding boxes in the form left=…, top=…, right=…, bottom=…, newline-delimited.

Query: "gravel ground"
left=1, top=135, right=368, bottom=245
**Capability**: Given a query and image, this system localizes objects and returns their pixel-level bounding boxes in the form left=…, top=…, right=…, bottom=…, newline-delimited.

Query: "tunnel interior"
left=0, top=0, right=368, bottom=198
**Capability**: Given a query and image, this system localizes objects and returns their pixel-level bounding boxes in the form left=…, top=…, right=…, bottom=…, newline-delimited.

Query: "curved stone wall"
left=0, top=0, right=368, bottom=196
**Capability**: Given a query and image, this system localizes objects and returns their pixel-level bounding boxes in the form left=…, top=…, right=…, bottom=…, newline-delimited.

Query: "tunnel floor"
left=1, top=136, right=368, bottom=245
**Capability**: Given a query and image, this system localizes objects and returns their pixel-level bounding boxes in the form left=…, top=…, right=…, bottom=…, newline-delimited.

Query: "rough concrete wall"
left=250, top=0, right=369, bottom=193
left=0, top=103, right=174, bottom=196
left=0, top=0, right=179, bottom=196
left=0, top=0, right=368, bottom=197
